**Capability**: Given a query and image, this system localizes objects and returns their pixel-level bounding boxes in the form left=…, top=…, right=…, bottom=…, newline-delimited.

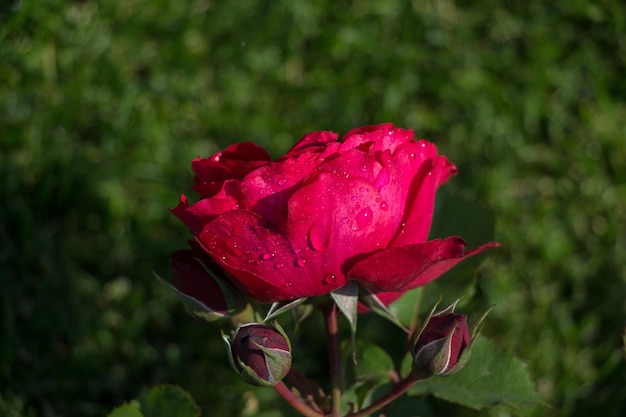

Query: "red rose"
left=172, top=123, right=498, bottom=303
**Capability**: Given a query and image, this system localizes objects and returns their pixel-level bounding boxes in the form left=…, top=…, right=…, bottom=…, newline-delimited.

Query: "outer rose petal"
left=197, top=210, right=346, bottom=302
left=348, top=237, right=500, bottom=293
left=341, top=124, right=414, bottom=155
left=288, top=171, right=396, bottom=271
left=170, top=249, right=229, bottom=313
left=170, top=180, right=243, bottom=235
left=280, top=131, right=340, bottom=159
left=390, top=152, right=458, bottom=247
left=192, top=142, right=271, bottom=197
left=239, top=153, right=323, bottom=225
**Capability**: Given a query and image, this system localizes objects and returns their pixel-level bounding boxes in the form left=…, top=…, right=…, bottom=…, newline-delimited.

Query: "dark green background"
left=2, top=1, right=624, bottom=416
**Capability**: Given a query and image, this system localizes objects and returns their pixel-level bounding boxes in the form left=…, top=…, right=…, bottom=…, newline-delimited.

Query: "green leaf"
left=351, top=339, right=395, bottom=383
left=108, top=401, right=143, bottom=417
left=139, top=385, right=200, bottom=417
left=342, top=339, right=396, bottom=411
left=409, top=337, right=540, bottom=409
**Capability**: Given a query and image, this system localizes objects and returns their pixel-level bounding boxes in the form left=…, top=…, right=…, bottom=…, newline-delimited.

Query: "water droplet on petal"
left=356, top=207, right=374, bottom=229
left=309, top=219, right=329, bottom=251
left=262, top=252, right=275, bottom=260
left=341, top=217, right=349, bottom=224
left=380, top=201, right=388, bottom=211
left=296, top=258, right=307, bottom=267
left=359, top=186, right=366, bottom=192
left=283, top=281, right=292, bottom=287
left=323, top=273, right=336, bottom=285
left=277, top=178, right=287, bottom=186
left=359, top=165, right=368, bottom=173
left=351, top=195, right=358, bottom=201
left=275, top=263, right=284, bottom=269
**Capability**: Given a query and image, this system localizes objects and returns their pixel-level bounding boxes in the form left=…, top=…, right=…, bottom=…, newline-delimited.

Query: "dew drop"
left=380, top=201, right=388, bottom=211
left=277, top=178, right=287, bottom=186
left=356, top=207, right=374, bottom=229
left=323, top=273, right=336, bottom=285
left=351, top=195, right=358, bottom=201
left=275, top=263, right=284, bottom=269
left=359, top=186, right=366, bottom=192
left=283, top=281, right=292, bottom=287
left=296, top=258, right=307, bottom=267
left=309, top=219, right=329, bottom=251
left=341, top=217, right=349, bottom=224
left=359, top=165, right=368, bottom=173
left=262, top=252, right=275, bottom=260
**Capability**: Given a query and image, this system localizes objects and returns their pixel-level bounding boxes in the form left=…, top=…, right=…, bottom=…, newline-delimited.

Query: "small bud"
left=170, top=245, right=245, bottom=323
left=223, top=323, right=292, bottom=386
left=411, top=312, right=470, bottom=377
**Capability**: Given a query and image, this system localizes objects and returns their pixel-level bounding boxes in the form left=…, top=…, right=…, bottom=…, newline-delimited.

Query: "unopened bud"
left=170, top=246, right=245, bottom=323
left=223, top=323, right=292, bottom=386
left=411, top=312, right=471, bottom=377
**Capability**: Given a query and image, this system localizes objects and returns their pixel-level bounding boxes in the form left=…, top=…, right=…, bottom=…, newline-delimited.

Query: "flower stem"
left=273, top=381, right=324, bottom=417
left=346, top=375, right=418, bottom=417
left=324, top=302, right=342, bottom=417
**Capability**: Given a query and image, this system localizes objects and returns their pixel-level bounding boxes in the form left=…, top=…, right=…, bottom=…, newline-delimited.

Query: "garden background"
left=1, top=1, right=625, bottom=416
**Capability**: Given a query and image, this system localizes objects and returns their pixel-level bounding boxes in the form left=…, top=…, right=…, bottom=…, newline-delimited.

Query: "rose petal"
left=239, top=153, right=323, bottom=225
left=390, top=148, right=458, bottom=247
left=170, top=249, right=229, bottom=313
left=280, top=131, right=340, bottom=159
left=171, top=180, right=243, bottom=235
left=287, top=171, right=396, bottom=271
left=348, top=237, right=500, bottom=293
left=341, top=124, right=414, bottom=154
left=197, top=210, right=345, bottom=302
left=192, top=142, right=271, bottom=198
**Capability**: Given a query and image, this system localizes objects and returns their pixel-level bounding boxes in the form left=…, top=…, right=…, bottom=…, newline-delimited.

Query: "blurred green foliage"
left=1, top=0, right=625, bottom=416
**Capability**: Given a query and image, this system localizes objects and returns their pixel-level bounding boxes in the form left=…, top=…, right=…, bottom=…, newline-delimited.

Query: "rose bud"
left=223, top=323, right=292, bottom=387
left=411, top=312, right=471, bottom=377
left=170, top=245, right=245, bottom=323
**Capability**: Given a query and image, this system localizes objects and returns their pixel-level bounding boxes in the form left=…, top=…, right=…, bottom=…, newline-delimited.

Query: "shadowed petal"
left=348, top=237, right=500, bottom=293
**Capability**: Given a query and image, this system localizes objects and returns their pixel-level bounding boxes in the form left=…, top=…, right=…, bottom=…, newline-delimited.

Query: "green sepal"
left=412, top=329, right=457, bottom=378
left=359, top=287, right=409, bottom=333
left=331, top=281, right=359, bottom=363
left=409, top=296, right=444, bottom=350
left=221, top=330, right=238, bottom=375
left=445, top=304, right=495, bottom=376
left=263, top=297, right=308, bottom=322
left=154, top=271, right=245, bottom=324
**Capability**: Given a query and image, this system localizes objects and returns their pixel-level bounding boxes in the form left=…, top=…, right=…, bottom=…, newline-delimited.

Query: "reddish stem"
left=345, top=375, right=418, bottom=417
left=324, top=302, right=342, bottom=417
left=273, top=381, right=325, bottom=417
